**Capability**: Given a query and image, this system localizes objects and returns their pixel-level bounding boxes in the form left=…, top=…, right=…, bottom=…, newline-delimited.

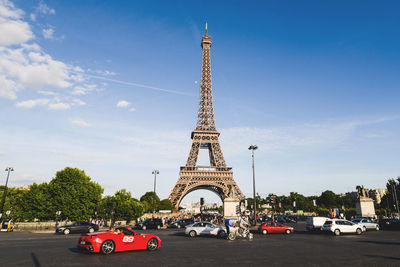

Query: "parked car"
left=0, top=220, right=14, bottom=232
left=168, top=218, right=194, bottom=229
left=56, top=221, right=99, bottom=235
left=321, top=219, right=363, bottom=236
left=136, top=218, right=163, bottom=230
left=351, top=218, right=379, bottom=231
left=379, top=218, right=400, bottom=230
left=306, top=217, right=329, bottom=231
left=259, top=222, right=294, bottom=235
left=185, top=221, right=226, bottom=238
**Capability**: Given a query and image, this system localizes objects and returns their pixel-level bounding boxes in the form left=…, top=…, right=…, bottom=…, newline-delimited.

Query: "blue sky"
left=0, top=0, right=399, bottom=204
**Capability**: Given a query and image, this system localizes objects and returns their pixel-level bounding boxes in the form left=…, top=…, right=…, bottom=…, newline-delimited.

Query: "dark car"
left=169, top=219, right=194, bottom=229
left=136, top=218, right=163, bottom=230
left=379, top=218, right=400, bottom=230
left=56, top=222, right=99, bottom=235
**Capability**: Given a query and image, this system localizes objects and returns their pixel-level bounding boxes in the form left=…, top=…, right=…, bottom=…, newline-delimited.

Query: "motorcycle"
left=225, top=217, right=253, bottom=240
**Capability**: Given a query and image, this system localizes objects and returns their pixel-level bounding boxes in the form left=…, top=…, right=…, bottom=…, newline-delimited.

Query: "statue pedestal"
left=223, top=198, right=240, bottom=218
left=356, top=197, right=375, bottom=217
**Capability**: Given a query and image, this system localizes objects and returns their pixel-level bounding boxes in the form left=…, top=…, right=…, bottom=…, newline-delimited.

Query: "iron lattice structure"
left=169, top=26, right=245, bottom=208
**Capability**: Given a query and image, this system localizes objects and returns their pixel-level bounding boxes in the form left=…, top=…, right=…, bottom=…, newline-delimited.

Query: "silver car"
left=351, top=218, right=379, bottom=231
left=185, top=222, right=226, bottom=238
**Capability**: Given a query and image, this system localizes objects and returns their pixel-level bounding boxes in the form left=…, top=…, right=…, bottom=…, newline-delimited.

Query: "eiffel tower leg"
left=210, top=142, right=226, bottom=167
left=185, top=142, right=200, bottom=167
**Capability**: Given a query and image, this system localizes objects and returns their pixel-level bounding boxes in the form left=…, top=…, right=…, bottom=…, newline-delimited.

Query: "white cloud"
left=71, top=84, right=97, bottom=95
left=0, top=16, right=34, bottom=46
left=21, top=43, right=40, bottom=51
left=48, top=102, right=70, bottom=110
left=38, top=90, right=58, bottom=96
left=15, top=98, right=49, bottom=109
left=0, top=0, right=23, bottom=19
left=29, top=13, right=35, bottom=21
left=37, top=2, right=55, bottom=15
left=129, top=107, right=136, bottom=112
left=71, top=98, right=86, bottom=106
left=0, top=0, right=101, bottom=106
left=117, top=100, right=130, bottom=108
left=70, top=119, right=91, bottom=127
left=0, top=74, right=18, bottom=99
left=88, top=68, right=116, bottom=76
left=42, top=27, right=54, bottom=39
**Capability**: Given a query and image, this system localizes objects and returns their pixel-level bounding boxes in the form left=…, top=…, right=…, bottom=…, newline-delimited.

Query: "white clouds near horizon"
left=1, top=115, right=397, bottom=198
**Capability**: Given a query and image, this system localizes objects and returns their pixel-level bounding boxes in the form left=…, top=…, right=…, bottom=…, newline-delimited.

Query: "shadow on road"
left=31, top=252, right=41, bottom=267
left=363, top=254, right=400, bottom=260
left=169, top=231, right=185, bottom=236
left=359, top=240, right=400, bottom=246
left=69, top=247, right=84, bottom=254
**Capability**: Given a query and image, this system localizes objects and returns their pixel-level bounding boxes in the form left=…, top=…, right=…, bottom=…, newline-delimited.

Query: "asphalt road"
left=0, top=222, right=399, bottom=266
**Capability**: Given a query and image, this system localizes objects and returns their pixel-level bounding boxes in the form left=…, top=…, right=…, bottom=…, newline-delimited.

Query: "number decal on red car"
left=122, top=236, right=134, bottom=242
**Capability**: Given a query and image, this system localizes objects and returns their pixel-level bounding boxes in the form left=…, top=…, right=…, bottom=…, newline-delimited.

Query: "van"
left=306, top=216, right=329, bottom=231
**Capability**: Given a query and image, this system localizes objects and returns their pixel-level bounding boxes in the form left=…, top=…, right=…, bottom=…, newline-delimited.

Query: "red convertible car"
left=77, top=227, right=161, bottom=254
left=259, top=222, right=294, bottom=235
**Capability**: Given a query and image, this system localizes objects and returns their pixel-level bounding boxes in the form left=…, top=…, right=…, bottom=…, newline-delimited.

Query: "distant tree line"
left=0, top=167, right=175, bottom=222
left=245, top=177, right=400, bottom=218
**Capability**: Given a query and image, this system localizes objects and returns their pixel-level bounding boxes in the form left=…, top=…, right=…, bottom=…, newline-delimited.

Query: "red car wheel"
left=100, top=240, right=115, bottom=255
left=147, top=238, right=158, bottom=251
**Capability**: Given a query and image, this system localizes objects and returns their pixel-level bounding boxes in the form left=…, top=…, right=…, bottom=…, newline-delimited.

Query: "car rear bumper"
left=77, top=243, right=100, bottom=253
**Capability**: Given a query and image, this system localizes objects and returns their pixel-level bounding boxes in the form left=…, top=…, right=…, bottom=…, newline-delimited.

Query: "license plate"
left=80, top=241, right=85, bottom=245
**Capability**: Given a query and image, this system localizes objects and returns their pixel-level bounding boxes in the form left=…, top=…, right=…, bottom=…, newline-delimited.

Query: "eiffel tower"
left=169, top=24, right=245, bottom=213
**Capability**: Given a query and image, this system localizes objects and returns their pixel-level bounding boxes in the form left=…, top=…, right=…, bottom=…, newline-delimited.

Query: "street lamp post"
left=248, top=145, right=258, bottom=226
left=152, top=170, right=159, bottom=217
left=0, top=167, right=14, bottom=219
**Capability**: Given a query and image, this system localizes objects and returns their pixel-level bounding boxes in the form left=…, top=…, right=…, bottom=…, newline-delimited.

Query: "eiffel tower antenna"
left=169, top=25, right=244, bottom=215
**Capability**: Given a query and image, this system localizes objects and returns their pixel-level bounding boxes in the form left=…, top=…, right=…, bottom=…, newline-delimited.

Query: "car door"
left=202, top=223, right=213, bottom=235
left=343, top=221, right=355, bottom=233
left=71, top=222, right=80, bottom=233
left=276, top=223, right=287, bottom=233
left=268, top=222, right=277, bottom=233
left=80, top=222, right=89, bottom=233
left=197, top=223, right=207, bottom=235
left=363, top=219, right=373, bottom=229
left=335, top=221, right=345, bottom=232
left=119, top=229, right=138, bottom=251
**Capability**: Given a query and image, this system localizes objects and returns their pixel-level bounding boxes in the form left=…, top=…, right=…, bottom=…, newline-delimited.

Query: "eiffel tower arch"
left=169, top=24, right=245, bottom=217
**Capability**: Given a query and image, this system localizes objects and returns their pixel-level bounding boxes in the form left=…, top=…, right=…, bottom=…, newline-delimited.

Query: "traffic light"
left=200, top=197, right=204, bottom=206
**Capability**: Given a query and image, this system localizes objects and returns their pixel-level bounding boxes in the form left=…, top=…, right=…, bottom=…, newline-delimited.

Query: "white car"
left=321, top=219, right=363, bottom=236
left=185, top=222, right=226, bottom=238
left=351, top=218, right=380, bottom=232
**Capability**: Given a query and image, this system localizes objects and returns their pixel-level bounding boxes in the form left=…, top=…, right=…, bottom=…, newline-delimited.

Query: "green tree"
left=318, top=190, right=339, bottom=208
left=159, top=199, right=175, bottom=211
left=140, top=192, right=160, bottom=212
left=0, top=186, right=28, bottom=221
left=19, top=183, right=54, bottom=221
left=48, top=167, right=104, bottom=221
left=381, top=177, right=400, bottom=214
left=113, top=189, right=145, bottom=221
